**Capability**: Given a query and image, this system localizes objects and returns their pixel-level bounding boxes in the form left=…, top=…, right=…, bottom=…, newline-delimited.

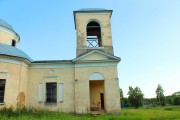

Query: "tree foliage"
left=156, top=84, right=166, bottom=106
left=128, top=86, right=144, bottom=108
left=120, top=88, right=128, bottom=108
left=120, top=88, right=123, bottom=99
left=173, top=96, right=180, bottom=105
left=172, top=91, right=180, bottom=96
left=120, top=88, right=123, bottom=106
left=172, top=91, right=180, bottom=105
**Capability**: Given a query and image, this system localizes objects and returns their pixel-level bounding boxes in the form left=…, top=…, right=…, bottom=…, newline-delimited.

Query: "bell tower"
left=74, top=9, right=114, bottom=57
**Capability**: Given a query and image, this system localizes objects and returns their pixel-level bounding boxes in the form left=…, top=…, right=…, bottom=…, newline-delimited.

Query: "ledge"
left=0, top=103, right=4, bottom=105
left=44, top=102, right=57, bottom=106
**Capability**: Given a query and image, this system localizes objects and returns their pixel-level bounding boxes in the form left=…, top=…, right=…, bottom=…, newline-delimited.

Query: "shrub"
left=0, top=107, right=43, bottom=117
left=152, top=102, right=159, bottom=107
left=164, top=107, right=173, bottom=111
left=166, top=98, right=173, bottom=105
left=173, top=96, right=180, bottom=105
left=161, top=97, right=166, bottom=106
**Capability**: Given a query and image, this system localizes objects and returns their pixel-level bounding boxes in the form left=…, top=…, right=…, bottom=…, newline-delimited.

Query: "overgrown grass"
left=0, top=105, right=179, bottom=120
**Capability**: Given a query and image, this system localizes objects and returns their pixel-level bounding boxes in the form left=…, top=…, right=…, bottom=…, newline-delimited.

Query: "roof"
left=73, top=8, right=113, bottom=29
left=0, top=43, right=33, bottom=62
left=78, top=8, right=107, bottom=11
left=0, top=18, right=20, bottom=42
left=0, top=18, right=14, bottom=32
left=32, top=60, right=72, bottom=63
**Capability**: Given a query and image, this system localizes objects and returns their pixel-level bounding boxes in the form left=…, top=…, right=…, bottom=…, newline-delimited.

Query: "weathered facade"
left=0, top=9, right=121, bottom=113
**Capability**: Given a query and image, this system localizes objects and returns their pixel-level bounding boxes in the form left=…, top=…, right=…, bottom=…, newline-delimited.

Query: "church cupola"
left=0, top=18, right=20, bottom=47
left=74, top=8, right=114, bottom=57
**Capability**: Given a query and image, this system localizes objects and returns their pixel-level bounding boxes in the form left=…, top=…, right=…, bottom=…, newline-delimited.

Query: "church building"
left=0, top=9, right=121, bottom=113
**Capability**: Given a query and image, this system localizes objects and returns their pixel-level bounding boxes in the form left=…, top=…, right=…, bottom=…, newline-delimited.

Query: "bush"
left=173, top=96, right=180, bottom=105
left=0, top=107, right=43, bottom=117
left=152, top=102, right=159, bottom=107
left=166, top=98, right=173, bottom=105
left=161, top=97, right=166, bottom=106
left=164, top=107, right=173, bottom=111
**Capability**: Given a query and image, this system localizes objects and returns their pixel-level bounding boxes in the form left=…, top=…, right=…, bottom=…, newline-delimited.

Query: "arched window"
left=11, top=40, right=16, bottom=47
left=86, top=21, right=102, bottom=47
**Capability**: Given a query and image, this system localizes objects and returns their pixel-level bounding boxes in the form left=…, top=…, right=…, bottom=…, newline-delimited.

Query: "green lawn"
left=0, top=106, right=180, bottom=120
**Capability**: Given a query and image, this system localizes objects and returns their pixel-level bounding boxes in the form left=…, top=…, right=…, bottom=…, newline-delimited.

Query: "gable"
left=81, top=52, right=109, bottom=60
left=73, top=50, right=120, bottom=62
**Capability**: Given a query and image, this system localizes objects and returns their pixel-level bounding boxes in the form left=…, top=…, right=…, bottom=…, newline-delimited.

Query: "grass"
left=0, top=105, right=179, bottom=120
left=121, top=106, right=180, bottom=120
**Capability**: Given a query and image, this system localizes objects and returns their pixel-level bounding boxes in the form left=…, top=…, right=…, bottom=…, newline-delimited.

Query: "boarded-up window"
left=0, top=80, right=6, bottom=103
left=59, top=83, right=64, bottom=102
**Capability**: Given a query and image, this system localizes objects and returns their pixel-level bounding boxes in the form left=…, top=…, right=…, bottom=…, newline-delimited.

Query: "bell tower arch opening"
left=86, top=21, right=102, bottom=47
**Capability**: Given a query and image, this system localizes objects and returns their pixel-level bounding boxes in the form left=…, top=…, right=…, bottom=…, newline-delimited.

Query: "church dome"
left=0, top=18, right=20, bottom=44
left=0, top=18, right=14, bottom=31
left=0, top=43, right=33, bottom=62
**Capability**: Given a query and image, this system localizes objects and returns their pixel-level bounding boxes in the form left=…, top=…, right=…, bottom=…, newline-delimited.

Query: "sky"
left=0, top=0, right=180, bottom=98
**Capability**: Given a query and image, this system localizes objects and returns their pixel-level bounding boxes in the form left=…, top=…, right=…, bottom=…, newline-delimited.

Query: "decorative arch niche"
left=89, top=72, right=104, bottom=80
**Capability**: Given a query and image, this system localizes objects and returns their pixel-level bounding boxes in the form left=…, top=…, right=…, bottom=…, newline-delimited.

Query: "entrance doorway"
left=100, top=93, right=104, bottom=109
left=89, top=80, right=104, bottom=111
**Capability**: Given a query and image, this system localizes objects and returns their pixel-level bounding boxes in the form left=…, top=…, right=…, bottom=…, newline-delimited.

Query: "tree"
left=120, top=88, right=123, bottom=106
left=172, top=91, right=180, bottom=105
left=172, top=91, right=180, bottom=96
left=166, top=96, right=173, bottom=105
left=127, top=86, right=144, bottom=108
left=120, top=88, right=123, bottom=99
left=155, top=84, right=166, bottom=106
left=120, top=88, right=128, bottom=108
left=173, top=96, right=180, bottom=105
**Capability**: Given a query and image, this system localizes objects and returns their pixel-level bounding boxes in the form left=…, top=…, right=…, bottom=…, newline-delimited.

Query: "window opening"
left=0, top=80, right=6, bottom=103
left=46, top=83, right=57, bottom=103
left=12, top=40, right=16, bottom=47
left=87, top=21, right=102, bottom=47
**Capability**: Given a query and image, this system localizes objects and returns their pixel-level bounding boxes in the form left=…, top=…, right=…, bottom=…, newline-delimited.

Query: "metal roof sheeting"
left=78, top=8, right=107, bottom=11
left=0, top=43, right=33, bottom=62
left=0, top=18, right=14, bottom=31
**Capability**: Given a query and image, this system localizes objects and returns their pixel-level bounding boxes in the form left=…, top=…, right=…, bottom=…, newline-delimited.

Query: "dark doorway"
left=89, top=80, right=104, bottom=111
left=100, top=93, right=104, bottom=110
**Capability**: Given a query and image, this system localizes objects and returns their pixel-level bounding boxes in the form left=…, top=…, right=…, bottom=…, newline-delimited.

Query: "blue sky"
left=0, top=0, right=180, bottom=98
